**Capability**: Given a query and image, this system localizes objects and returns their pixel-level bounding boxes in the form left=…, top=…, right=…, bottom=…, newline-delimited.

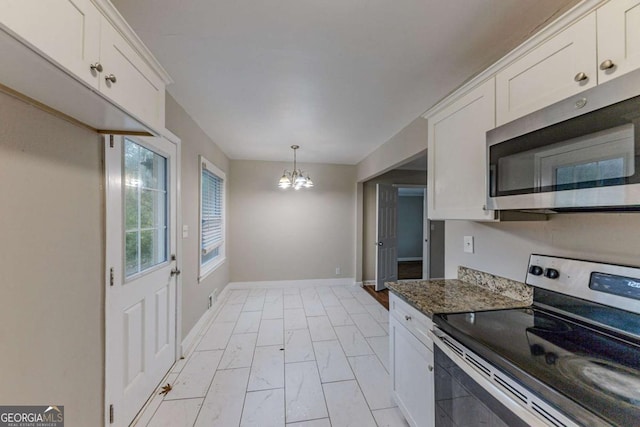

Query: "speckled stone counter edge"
left=458, top=266, right=532, bottom=303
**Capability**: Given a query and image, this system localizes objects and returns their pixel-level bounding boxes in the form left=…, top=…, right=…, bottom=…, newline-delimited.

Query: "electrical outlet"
left=464, top=236, right=474, bottom=254
left=335, top=267, right=341, bottom=275
left=182, top=224, right=189, bottom=238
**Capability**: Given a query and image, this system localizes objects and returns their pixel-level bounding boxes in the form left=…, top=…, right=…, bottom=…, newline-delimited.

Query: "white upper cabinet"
left=496, top=13, right=597, bottom=126
left=100, top=17, right=165, bottom=130
left=427, top=78, right=496, bottom=221
left=0, top=0, right=170, bottom=133
left=597, top=0, right=640, bottom=83
left=0, top=0, right=102, bottom=89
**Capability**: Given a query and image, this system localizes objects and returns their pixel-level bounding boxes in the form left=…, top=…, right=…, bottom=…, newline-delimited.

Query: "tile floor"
left=135, top=284, right=409, bottom=427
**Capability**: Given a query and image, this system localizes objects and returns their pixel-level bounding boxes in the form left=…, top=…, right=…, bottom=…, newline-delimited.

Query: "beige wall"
left=229, top=160, right=356, bottom=282
left=0, top=91, right=104, bottom=426
left=356, top=118, right=428, bottom=182
left=362, top=169, right=426, bottom=281
left=445, top=213, right=640, bottom=281
left=165, top=95, right=230, bottom=338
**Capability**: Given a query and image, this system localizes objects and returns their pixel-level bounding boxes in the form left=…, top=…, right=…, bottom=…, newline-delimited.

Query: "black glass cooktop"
left=433, top=306, right=640, bottom=427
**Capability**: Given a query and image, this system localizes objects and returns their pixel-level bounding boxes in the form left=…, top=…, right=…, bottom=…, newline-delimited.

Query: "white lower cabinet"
left=389, top=294, right=435, bottom=427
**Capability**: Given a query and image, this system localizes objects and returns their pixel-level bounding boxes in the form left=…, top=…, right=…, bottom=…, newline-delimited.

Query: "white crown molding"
left=422, top=0, right=606, bottom=119
left=92, top=0, right=173, bottom=85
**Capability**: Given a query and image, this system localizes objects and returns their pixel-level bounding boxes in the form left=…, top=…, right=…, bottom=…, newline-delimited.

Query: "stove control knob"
left=545, top=352, right=558, bottom=365
left=544, top=268, right=560, bottom=279
left=529, top=265, right=543, bottom=276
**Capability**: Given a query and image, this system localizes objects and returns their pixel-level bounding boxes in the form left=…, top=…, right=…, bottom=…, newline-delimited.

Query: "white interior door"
left=375, top=184, right=398, bottom=291
left=105, top=135, right=178, bottom=426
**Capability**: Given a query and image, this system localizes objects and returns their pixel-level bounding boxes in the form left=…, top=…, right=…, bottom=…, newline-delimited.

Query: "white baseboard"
left=227, top=277, right=356, bottom=289
left=398, top=257, right=423, bottom=262
left=180, top=285, right=230, bottom=357
left=363, top=280, right=375, bottom=286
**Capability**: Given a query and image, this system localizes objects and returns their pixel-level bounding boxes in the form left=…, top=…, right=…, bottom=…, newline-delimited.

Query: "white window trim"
left=199, top=155, right=226, bottom=282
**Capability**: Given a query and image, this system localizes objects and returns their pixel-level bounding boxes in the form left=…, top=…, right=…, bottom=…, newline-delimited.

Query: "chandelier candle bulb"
left=278, top=145, right=313, bottom=190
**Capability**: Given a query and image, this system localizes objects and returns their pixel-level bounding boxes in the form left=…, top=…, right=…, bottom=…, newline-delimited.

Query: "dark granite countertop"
left=387, top=279, right=530, bottom=319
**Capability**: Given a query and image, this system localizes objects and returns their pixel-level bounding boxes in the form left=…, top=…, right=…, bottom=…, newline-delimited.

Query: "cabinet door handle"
left=574, top=72, right=588, bottom=82
left=90, top=62, right=103, bottom=72
left=404, top=315, right=412, bottom=321
left=105, top=74, right=117, bottom=83
left=428, top=365, right=434, bottom=372
left=600, top=59, right=615, bottom=70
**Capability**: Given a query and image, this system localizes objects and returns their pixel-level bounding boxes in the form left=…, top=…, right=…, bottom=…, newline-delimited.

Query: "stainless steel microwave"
left=487, top=68, right=640, bottom=212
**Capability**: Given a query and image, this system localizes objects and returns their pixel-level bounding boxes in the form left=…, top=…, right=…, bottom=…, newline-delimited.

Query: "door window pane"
left=124, top=139, right=168, bottom=278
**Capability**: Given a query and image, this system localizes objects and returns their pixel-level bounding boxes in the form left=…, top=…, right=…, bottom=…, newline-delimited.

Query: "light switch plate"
left=464, top=236, right=474, bottom=253
left=182, top=225, right=189, bottom=239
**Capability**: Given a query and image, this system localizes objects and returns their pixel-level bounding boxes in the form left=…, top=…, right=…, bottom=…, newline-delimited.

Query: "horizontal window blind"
left=201, top=166, right=223, bottom=256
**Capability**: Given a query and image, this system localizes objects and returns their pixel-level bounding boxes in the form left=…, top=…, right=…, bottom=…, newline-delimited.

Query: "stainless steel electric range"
left=431, top=254, right=640, bottom=427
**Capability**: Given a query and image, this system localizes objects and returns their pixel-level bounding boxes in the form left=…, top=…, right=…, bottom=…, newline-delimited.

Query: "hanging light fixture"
left=278, top=145, right=314, bottom=190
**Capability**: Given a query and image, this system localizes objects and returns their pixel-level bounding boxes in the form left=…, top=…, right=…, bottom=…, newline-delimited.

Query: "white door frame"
left=103, top=129, right=182, bottom=426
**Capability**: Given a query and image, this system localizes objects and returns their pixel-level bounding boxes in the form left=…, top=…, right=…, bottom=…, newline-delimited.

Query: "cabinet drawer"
left=389, top=292, right=433, bottom=349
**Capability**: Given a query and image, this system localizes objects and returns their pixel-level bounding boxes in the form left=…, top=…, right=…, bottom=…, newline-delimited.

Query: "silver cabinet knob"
left=428, top=365, right=434, bottom=372
left=90, top=62, right=103, bottom=72
left=600, top=59, right=615, bottom=70
left=404, top=315, right=412, bottom=321
left=105, top=74, right=117, bottom=83
left=574, top=72, right=588, bottom=82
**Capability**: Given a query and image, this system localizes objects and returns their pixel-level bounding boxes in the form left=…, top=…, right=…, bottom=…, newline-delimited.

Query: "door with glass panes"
left=105, top=135, right=178, bottom=426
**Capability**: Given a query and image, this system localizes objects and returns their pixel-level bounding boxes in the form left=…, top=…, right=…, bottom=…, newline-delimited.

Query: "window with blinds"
left=199, top=156, right=225, bottom=279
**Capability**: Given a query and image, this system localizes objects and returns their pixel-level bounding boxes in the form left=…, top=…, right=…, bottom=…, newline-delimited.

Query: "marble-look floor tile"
left=307, top=316, right=337, bottom=342
left=340, top=298, right=368, bottom=314
left=322, top=380, right=377, bottom=427
left=350, top=313, right=387, bottom=338
left=263, top=299, right=284, bottom=319
left=331, top=286, right=353, bottom=299
left=318, top=291, right=341, bottom=307
left=324, top=306, right=354, bottom=327
left=285, top=361, right=328, bottom=423
left=219, top=333, right=257, bottom=369
left=364, top=303, right=389, bottom=323
left=302, top=296, right=326, bottom=317
left=249, top=288, right=267, bottom=297
left=350, top=288, right=378, bottom=306
left=241, top=388, right=285, bottom=427
left=133, top=373, right=178, bottom=426
left=147, top=398, right=203, bottom=427
left=313, top=340, right=354, bottom=383
left=284, top=329, right=315, bottom=363
left=286, top=419, right=331, bottom=427
left=284, top=293, right=304, bottom=309
left=248, top=345, right=285, bottom=391
left=367, top=336, right=390, bottom=372
left=348, top=355, right=395, bottom=410
left=215, top=304, right=243, bottom=323
left=227, top=289, right=250, bottom=305
left=257, top=318, right=284, bottom=346
left=234, top=311, right=262, bottom=334
left=334, top=326, right=374, bottom=357
left=372, top=407, right=410, bottom=427
left=194, top=367, right=250, bottom=427
left=167, top=350, right=222, bottom=400
left=198, top=321, right=236, bottom=351
left=284, top=308, right=308, bottom=330
left=243, top=295, right=265, bottom=312
left=283, top=287, right=301, bottom=296
left=379, top=321, right=389, bottom=334
left=266, top=288, right=284, bottom=300
left=171, top=355, right=190, bottom=374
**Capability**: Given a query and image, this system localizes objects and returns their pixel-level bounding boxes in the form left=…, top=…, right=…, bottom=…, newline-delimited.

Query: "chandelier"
left=278, top=145, right=314, bottom=190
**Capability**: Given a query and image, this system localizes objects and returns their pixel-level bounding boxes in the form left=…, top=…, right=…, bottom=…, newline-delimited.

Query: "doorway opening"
left=397, top=187, right=425, bottom=280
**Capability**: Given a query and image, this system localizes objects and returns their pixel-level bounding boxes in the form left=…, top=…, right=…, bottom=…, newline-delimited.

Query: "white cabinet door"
left=390, top=316, right=434, bottom=427
left=0, top=0, right=101, bottom=89
left=597, top=0, right=640, bottom=84
left=496, top=12, right=597, bottom=126
left=100, top=18, right=166, bottom=130
left=427, top=78, right=496, bottom=221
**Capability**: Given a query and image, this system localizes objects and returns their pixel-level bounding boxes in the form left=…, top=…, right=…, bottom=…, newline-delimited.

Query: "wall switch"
left=463, top=236, right=474, bottom=254
left=335, top=267, right=341, bottom=275
left=182, top=225, right=189, bottom=239
left=208, top=289, right=218, bottom=309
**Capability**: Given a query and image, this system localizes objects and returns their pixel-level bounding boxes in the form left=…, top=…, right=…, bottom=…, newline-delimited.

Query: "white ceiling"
left=112, top=0, right=578, bottom=164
